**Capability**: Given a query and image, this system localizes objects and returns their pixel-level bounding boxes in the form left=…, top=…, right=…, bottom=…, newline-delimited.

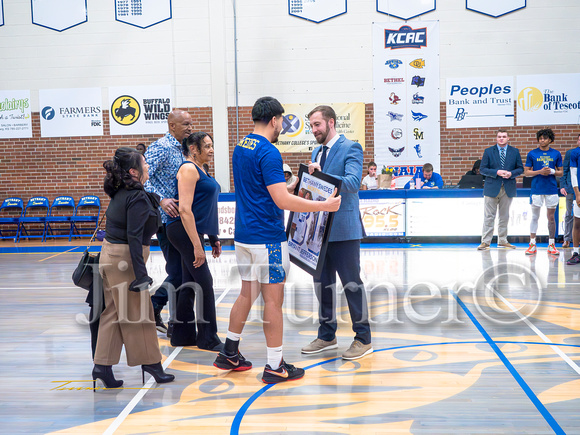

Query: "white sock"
left=530, top=238, right=536, bottom=245
left=226, top=330, right=242, bottom=341
left=549, top=239, right=555, bottom=246
left=267, top=346, right=283, bottom=369
left=574, top=247, right=579, bottom=255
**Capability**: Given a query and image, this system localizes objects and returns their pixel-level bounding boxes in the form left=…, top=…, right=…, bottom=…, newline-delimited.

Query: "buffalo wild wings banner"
left=277, top=102, right=365, bottom=153
left=373, top=21, right=440, bottom=188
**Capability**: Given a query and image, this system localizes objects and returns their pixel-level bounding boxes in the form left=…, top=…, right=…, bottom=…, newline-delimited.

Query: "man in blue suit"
left=301, top=105, right=372, bottom=360
left=478, top=129, right=524, bottom=250
left=559, top=135, right=580, bottom=248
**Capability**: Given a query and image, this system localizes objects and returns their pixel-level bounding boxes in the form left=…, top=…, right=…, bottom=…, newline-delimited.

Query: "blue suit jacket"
left=560, top=148, right=575, bottom=195
left=480, top=144, right=523, bottom=198
left=311, top=135, right=364, bottom=242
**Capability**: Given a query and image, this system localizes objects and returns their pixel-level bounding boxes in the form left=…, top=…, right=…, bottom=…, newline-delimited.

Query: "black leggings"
left=166, top=221, right=220, bottom=349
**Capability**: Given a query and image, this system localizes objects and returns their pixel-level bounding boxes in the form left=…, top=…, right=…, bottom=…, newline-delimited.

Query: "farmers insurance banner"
left=0, top=90, right=32, bottom=139
left=39, top=88, right=103, bottom=138
left=445, top=76, right=514, bottom=128
left=373, top=21, right=440, bottom=188
left=277, top=103, right=365, bottom=153
left=108, top=85, right=172, bottom=135
left=517, top=73, right=580, bottom=126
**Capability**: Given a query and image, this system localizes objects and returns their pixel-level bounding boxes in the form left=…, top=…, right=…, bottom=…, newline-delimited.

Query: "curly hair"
left=182, top=132, right=213, bottom=157
left=536, top=128, right=555, bottom=143
left=103, top=147, right=144, bottom=198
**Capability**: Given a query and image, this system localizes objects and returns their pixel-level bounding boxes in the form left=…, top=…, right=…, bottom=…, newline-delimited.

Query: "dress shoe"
left=562, top=241, right=571, bottom=248
left=142, top=362, right=175, bottom=384
left=92, top=364, right=123, bottom=389
left=477, top=242, right=490, bottom=251
left=498, top=241, right=516, bottom=249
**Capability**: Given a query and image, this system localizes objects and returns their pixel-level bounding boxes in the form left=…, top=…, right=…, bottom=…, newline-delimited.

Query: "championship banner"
left=445, top=76, right=514, bottom=128
left=0, top=90, right=32, bottom=139
left=516, top=73, right=580, bottom=126
left=115, top=0, right=172, bottom=29
left=288, top=0, right=347, bottom=23
left=277, top=102, right=365, bottom=153
left=39, top=88, right=103, bottom=138
left=31, top=0, right=87, bottom=32
left=0, top=0, right=4, bottom=26
left=372, top=21, right=440, bottom=188
left=108, top=85, right=172, bottom=136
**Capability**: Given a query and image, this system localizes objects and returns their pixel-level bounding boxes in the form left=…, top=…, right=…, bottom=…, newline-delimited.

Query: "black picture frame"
left=285, top=164, right=342, bottom=279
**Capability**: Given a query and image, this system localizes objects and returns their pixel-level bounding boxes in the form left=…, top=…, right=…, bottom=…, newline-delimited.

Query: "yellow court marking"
left=38, top=247, right=81, bottom=262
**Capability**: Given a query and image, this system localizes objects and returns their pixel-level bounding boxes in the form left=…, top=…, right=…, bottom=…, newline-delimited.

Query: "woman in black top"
left=166, top=132, right=223, bottom=350
left=92, top=147, right=174, bottom=388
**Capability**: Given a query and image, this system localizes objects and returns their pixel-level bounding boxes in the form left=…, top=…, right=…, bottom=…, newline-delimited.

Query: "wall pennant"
left=115, top=0, right=172, bottom=29
left=288, top=0, right=346, bottom=24
left=31, top=0, right=87, bottom=32
left=376, top=0, right=436, bottom=21
left=0, top=0, right=4, bottom=27
left=466, top=0, right=526, bottom=18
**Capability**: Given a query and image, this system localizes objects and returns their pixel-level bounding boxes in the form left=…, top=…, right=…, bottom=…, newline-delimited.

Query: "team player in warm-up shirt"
left=524, top=128, right=563, bottom=256
left=566, top=134, right=580, bottom=265
left=213, top=96, right=341, bottom=384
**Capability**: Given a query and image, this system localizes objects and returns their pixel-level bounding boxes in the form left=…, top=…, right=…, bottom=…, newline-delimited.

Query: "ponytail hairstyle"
left=182, top=131, right=213, bottom=158
left=103, top=147, right=144, bottom=198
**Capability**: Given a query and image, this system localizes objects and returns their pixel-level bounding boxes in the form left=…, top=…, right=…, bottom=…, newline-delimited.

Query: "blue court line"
left=451, top=291, right=565, bottom=435
left=0, top=244, right=236, bottom=254
left=230, top=339, right=580, bottom=434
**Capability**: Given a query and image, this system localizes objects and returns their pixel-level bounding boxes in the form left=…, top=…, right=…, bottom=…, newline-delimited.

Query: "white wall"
left=1, top=0, right=579, bottom=109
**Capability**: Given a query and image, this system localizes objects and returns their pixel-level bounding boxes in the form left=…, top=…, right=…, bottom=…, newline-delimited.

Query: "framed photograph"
left=286, top=164, right=342, bottom=278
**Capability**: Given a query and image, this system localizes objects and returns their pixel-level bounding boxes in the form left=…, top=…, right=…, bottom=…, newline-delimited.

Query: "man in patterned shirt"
left=144, top=109, right=193, bottom=334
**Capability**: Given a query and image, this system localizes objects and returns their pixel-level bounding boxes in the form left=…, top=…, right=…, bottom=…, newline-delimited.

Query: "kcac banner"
left=372, top=21, right=440, bottom=188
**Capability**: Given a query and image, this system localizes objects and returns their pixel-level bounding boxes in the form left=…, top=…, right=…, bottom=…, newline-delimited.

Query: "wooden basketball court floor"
left=1, top=241, right=579, bottom=434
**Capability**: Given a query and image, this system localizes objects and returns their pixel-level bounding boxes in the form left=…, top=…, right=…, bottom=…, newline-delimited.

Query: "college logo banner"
left=39, top=88, right=103, bottom=138
left=373, top=21, right=440, bottom=188
left=288, top=0, right=347, bottom=23
left=516, top=73, right=580, bottom=126
left=31, top=0, right=87, bottom=32
left=277, top=102, right=365, bottom=153
left=446, top=76, right=514, bottom=128
left=0, top=90, right=32, bottom=139
left=108, top=85, right=172, bottom=135
left=115, top=0, right=172, bottom=29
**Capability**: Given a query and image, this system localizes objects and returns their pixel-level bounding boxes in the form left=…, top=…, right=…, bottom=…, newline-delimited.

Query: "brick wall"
left=1, top=103, right=578, bottom=211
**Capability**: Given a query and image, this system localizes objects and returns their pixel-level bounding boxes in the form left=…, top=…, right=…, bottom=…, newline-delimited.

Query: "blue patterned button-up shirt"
left=144, top=132, right=184, bottom=224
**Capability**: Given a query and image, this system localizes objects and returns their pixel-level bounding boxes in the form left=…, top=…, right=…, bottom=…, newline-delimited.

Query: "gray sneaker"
left=301, top=338, right=338, bottom=354
left=342, top=340, right=373, bottom=360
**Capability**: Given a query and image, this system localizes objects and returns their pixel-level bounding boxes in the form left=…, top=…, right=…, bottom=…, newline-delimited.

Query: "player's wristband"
left=550, top=168, right=556, bottom=175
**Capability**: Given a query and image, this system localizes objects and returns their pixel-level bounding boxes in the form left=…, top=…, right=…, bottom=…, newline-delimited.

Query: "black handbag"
left=72, top=216, right=105, bottom=291
left=72, top=250, right=101, bottom=291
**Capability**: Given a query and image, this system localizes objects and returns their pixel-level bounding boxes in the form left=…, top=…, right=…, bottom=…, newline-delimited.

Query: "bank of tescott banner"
left=445, top=76, right=514, bottom=128
left=373, top=21, right=440, bottom=188
left=39, top=88, right=103, bottom=138
left=108, top=85, right=172, bottom=136
left=0, top=90, right=32, bottom=139
left=517, top=73, right=580, bottom=126
left=277, top=102, right=365, bottom=153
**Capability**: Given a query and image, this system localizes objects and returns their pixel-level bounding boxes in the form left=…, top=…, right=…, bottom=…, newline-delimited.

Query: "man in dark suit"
left=559, top=136, right=580, bottom=248
left=478, top=129, right=524, bottom=250
left=301, top=105, right=372, bottom=360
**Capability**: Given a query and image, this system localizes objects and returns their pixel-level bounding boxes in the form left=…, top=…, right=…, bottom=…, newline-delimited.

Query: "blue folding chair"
left=70, top=196, right=101, bottom=240
left=17, top=197, right=50, bottom=242
left=44, top=196, right=76, bottom=242
left=0, top=197, right=24, bottom=241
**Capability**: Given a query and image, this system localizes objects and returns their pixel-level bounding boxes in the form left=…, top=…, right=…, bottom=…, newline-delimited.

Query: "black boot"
left=142, top=362, right=175, bottom=384
left=92, top=364, right=123, bottom=389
